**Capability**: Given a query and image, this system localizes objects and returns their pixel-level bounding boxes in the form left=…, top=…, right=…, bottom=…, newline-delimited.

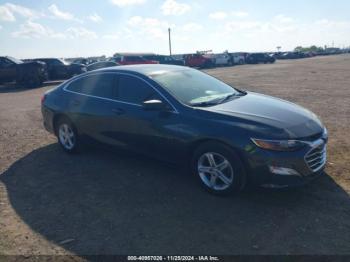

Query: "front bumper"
left=245, top=137, right=327, bottom=188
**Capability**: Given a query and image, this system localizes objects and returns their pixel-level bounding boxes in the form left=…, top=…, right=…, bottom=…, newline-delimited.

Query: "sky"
left=1, top=0, right=350, bottom=58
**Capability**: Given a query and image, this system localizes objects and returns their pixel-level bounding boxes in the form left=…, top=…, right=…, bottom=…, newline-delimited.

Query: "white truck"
left=230, top=52, right=246, bottom=65
left=212, top=53, right=233, bottom=66
left=207, top=52, right=246, bottom=66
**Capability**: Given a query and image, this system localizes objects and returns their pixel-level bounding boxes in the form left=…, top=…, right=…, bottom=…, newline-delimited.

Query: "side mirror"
left=142, top=99, right=167, bottom=111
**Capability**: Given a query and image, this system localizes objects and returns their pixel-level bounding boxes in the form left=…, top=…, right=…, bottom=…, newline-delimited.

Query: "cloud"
left=315, top=19, right=350, bottom=28
left=161, top=0, right=191, bottom=16
left=224, top=19, right=298, bottom=35
left=127, top=16, right=170, bottom=28
left=0, top=3, right=38, bottom=22
left=182, top=23, right=203, bottom=32
left=225, top=21, right=262, bottom=32
left=48, top=4, right=76, bottom=21
left=274, top=14, right=294, bottom=23
left=110, top=0, right=146, bottom=7
left=102, top=33, right=120, bottom=39
left=232, top=11, right=249, bottom=18
left=210, top=10, right=248, bottom=20
left=88, top=13, right=102, bottom=23
left=0, top=5, right=15, bottom=21
left=11, top=20, right=97, bottom=40
left=11, top=20, right=65, bottom=39
left=127, top=15, right=143, bottom=26
left=6, top=3, right=37, bottom=18
left=209, top=11, right=227, bottom=20
left=66, top=27, right=98, bottom=39
left=127, top=16, right=171, bottom=39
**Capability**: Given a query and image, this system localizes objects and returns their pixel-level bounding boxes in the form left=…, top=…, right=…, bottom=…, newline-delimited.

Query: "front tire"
left=192, top=142, right=246, bottom=195
left=56, top=118, right=80, bottom=153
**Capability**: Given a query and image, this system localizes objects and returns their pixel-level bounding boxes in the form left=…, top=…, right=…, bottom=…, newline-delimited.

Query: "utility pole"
left=168, top=28, right=172, bottom=56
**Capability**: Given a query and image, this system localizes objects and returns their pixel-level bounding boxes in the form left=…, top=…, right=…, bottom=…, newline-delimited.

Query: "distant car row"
left=0, top=56, right=47, bottom=88
left=1, top=48, right=348, bottom=88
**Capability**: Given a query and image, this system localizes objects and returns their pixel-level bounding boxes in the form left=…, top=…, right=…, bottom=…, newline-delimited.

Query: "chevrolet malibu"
left=41, top=65, right=328, bottom=195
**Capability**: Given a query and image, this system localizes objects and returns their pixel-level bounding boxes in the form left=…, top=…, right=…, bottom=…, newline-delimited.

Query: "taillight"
left=41, top=94, right=46, bottom=104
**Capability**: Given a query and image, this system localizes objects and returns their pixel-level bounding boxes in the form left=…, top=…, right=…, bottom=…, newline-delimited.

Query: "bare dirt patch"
left=1, top=55, right=350, bottom=256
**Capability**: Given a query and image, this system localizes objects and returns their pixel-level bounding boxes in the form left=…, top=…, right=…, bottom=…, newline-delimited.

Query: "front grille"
left=305, top=140, right=327, bottom=172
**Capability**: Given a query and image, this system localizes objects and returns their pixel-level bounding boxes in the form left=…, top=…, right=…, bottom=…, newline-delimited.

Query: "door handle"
left=112, top=108, right=125, bottom=115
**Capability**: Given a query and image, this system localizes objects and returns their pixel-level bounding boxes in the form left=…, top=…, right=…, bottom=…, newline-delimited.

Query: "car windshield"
left=149, top=68, right=241, bottom=106
left=7, top=56, right=23, bottom=64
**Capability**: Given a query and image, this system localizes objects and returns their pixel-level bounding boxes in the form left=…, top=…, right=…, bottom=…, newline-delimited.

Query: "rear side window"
left=66, top=74, right=116, bottom=99
left=117, top=75, right=157, bottom=104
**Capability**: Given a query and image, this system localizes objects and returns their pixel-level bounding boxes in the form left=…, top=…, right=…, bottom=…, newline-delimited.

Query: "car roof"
left=95, top=64, right=189, bottom=76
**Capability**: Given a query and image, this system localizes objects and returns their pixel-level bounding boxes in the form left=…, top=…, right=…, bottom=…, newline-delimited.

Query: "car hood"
left=205, top=92, right=324, bottom=139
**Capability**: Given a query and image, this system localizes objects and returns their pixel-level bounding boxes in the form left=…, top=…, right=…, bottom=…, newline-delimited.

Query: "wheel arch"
left=52, top=113, right=74, bottom=136
left=188, top=138, right=246, bottom=164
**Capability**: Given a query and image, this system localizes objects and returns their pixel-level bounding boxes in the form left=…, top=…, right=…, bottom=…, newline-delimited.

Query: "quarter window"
left=117, top=75, right=157, bottom=104
left=66, top=74, right=116, bottom=99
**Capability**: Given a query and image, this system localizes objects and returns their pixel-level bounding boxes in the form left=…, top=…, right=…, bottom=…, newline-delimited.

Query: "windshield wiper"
left=191, top=92, right=246, bottom=107
left=216, top=93, right=243, bottom=104
left=190, top=100, right=222, bottom=107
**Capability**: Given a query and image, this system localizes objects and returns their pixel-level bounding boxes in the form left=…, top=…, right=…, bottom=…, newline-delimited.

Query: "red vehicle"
left=184, top=54, right=214, bottom=68
left=113, top=55, right=158, bottom=65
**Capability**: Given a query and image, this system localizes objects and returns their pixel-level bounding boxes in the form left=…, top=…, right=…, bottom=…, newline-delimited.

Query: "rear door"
left=64, top=73, right=122, bottom=145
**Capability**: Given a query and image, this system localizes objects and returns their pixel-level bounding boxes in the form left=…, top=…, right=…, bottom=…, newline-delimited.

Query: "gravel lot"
left=0, top=55, right=350, bottom=256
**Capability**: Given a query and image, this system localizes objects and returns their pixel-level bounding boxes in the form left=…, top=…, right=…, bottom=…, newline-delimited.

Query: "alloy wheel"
left=58, top=123, right=75, bottom=150
left=197, top=152, right=234, bottom=191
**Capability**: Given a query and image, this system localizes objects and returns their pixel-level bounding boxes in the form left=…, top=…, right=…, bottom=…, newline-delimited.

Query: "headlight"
left=251, top=138, right=306, bottom=151
left=322, top=127, right=328, bottom=140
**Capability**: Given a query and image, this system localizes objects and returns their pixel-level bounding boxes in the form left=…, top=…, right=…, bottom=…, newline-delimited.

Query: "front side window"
left=149, top=68, right=241, bottom=106
left=66, top=73, right=116, bottom=99
left=117, top=75, right=157, bottom=104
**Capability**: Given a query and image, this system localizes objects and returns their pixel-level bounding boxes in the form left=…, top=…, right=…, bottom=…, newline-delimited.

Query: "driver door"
left=109, top=74, right=182, bottom=160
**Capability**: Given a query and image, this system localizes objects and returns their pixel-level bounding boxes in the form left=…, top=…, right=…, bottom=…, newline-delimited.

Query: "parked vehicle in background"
left=87, top=61, right=119, bottom=71
left=111, top=55, right=158, bottom=65
left=279, top=52, right=304, bottom=60
left=184, top=54, right=214, bottom=68
left=270, top=52, right=283, bottom=59
left=246, top=53, right=276, bottom=64
left=229, top=53, right=246, bottom=65
left=142, top=55, right=184, bottom=66
left=31, top=58, right=86, bottom=80
left=72, top=58, right=89, bottom=65
left=212, top=53, right=232, bottom=66
left=0, top=56, right=47, bottom=88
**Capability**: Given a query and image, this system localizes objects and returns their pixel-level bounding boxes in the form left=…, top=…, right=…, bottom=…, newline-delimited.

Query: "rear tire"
left=55, top=117, right=80, bottom=153
left=191, top=142, right=246, bottom=195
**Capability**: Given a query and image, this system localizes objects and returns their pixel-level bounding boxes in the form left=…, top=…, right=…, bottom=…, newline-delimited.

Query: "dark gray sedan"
left=41, top=65, right=327, bottom=195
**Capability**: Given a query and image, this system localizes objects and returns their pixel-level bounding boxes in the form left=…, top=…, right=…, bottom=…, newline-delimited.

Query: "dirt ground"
left=0, top=55, right=350, bottom=256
